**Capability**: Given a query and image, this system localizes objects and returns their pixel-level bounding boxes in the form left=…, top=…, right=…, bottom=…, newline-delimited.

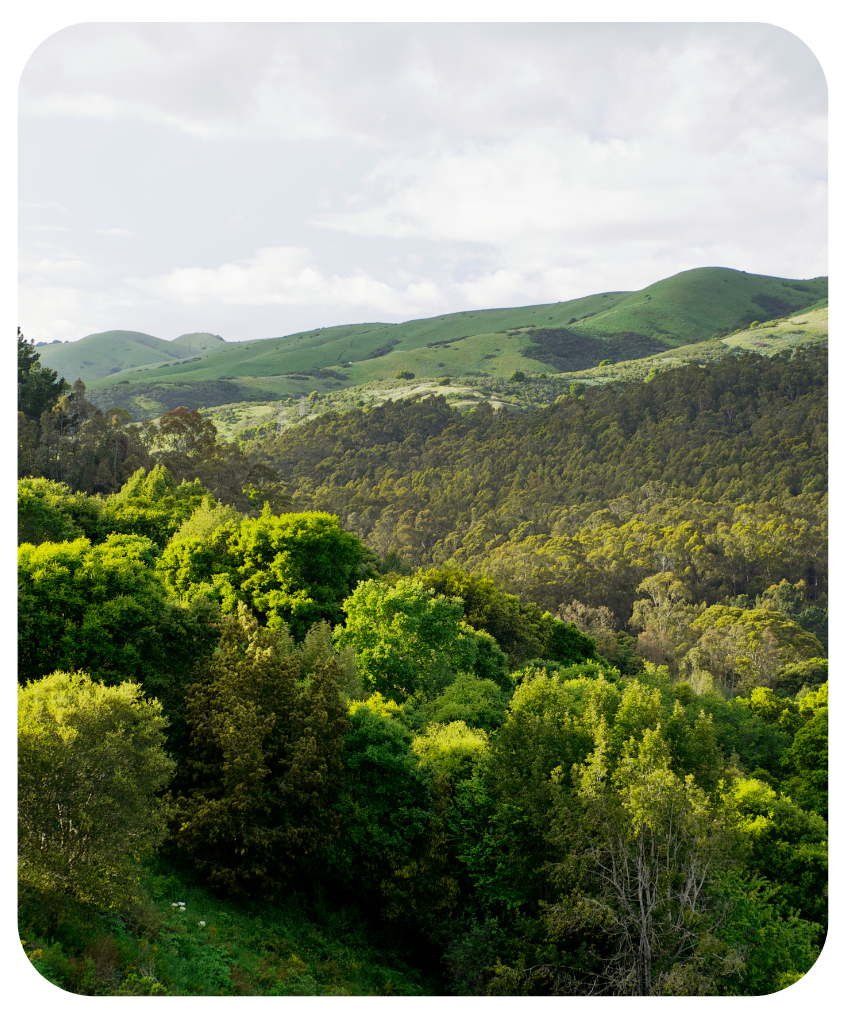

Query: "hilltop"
left=64, top=267, right=825, bottom=420
left=36, top=330, right=226, bottom=381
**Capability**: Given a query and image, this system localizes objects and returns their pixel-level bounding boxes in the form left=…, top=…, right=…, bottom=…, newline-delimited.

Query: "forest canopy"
left=17, top=331, right=827, bottom=996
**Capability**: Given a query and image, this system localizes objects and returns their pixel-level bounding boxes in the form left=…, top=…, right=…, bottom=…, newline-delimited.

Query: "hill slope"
left=78, top=267, right=826, bottom=419
left=37, top=330, right=226, bottom=381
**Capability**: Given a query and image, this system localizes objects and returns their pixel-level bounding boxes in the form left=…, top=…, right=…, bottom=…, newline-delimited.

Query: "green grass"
left=37, top=331, right=227, bottom=382
left=20, top=861, right=433, bottom=996
left=79, top=267, right=827, bottom=420
left=201, top=305, right=828, bottom=442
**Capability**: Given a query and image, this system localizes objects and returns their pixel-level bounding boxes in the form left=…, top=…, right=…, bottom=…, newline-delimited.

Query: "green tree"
left=335, top=577, right=479, bottom=698
left=18, top=328, right=68, bottom=421
left=427, top=674, right=509, bottom=732
left=99, top=464, right=210, bottom=546
left=18, top=671, right=174, bottom=909
left=780, top=683, right=827, bottom=817
left=17, top=533, right=219, bottom=751
left=173, top=604, right=350, bottom=894
left=324, top=704, right=435, bottom=919
left=544, top=724, right=731, bottom=996
left=18, top=476, right=102, bottom=545
left=158, top=509, right=376, bottom=639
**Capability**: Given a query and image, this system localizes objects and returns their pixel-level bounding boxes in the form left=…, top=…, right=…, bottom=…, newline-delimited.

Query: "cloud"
left=93, top=227, right=137, bottom=236
left=307, top=124, right=825, bottom=281
left=128, top=246, right=428, bottom=317
left=20, top=224, right=70, bottom=231
left=20, top=23, right=826, bottom=148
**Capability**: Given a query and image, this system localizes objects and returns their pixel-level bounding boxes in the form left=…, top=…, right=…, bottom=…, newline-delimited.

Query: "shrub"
left=18, top=671, right=174, bottom=909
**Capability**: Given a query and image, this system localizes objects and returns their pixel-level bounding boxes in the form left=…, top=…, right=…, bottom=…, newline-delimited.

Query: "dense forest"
left=18, top=329, right=827, bottom=996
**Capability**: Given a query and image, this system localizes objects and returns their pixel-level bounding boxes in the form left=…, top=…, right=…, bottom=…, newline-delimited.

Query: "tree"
left=18, top=671, right=174, bottom=909
left=544, top=724, right=731, bottom=995
left=99, top=464, right=210, bottom=546
left=158, top=509, right=376, bottom=639
left=780, top=683, right=827, bottom=818
left=686, top=605, right=823, bottom=694
left=335, top=578, right=479, bottom=698
left=18, top=327, right=68, bottom=421
left=173, top=604, right=350, bottom=895
left=17, top=476, right=101, bottom=545
left=324, top=705, right=435, bottom=915
left=18, top=533, right=219, bottom=752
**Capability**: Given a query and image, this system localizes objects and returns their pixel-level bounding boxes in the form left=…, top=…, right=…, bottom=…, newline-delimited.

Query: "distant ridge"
left=48, top=267, right=825, bottom=419
left=37, top=330, right=226, bottom=381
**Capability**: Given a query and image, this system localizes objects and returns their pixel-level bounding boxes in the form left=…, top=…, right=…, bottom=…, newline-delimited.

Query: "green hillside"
left=202, top=306, right=829, bottom=442
left=37, top=330, right=226, bottom=381
left=79, top=267, right=827, bottom=419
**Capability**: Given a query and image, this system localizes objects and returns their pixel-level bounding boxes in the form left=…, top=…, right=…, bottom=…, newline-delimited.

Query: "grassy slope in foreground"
left=83, top=268, right=827, bottom=419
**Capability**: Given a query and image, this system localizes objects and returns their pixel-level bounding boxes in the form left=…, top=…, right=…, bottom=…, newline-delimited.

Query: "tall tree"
left=173, top=604, right=350, bottom=895
left=17, top=328, right=68, bottom=421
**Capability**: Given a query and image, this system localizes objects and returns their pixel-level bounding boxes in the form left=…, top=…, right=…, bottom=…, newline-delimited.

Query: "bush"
left=18, top=671, right=174, bottom=909
left=509, top=371, right=526, bottom=382
left=396, top=371, right=415, bottom=380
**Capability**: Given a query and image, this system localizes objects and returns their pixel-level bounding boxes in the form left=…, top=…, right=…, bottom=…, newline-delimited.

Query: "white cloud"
left=93, top=227, right=137, bottom=236
left=18, top=23, right=827, bottom=343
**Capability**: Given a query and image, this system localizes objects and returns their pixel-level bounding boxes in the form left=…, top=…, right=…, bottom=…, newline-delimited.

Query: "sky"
left=18, top=21, right=827, bottom=344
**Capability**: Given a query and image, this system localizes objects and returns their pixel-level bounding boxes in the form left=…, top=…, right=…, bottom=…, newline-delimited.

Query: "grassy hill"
left=78, top=267, right=827, bottom=420
left=203, top=306, right=829, bottom=443
left=37, top=330, right=226, bottom=381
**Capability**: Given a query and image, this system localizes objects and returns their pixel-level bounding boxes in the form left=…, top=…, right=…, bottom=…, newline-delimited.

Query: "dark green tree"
left=18, top=328, right=68, bottom=421
left=173, top=604, right=350, bottom=894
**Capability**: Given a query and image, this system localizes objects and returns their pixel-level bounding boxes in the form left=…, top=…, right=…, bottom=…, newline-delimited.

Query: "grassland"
left=202, top=305, right=828, bottom=443
left=76, top=267, right=826, bottom=420
left=37, top=331, right=227, bottom=382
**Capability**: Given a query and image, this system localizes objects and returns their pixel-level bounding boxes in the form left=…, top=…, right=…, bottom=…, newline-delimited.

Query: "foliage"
left=335, top=577, right=479, bottom=699
left=17, top=532, right=218, bottom=691
left=543, top=725, right=731, bottom=996
left=248, top=349, right=826, bottom=627
left=18, top=671, right=174, bottom=910
left=426, top=674, right=509, bottom=732
left=172, top=605, right=350, bottom=895
left=158, top=508, right=376, bottom=639
left=324, top=706, right=435, bottom=915
left=412, top=722, right=490, bottom=783
left=18, top=476, right=101, bottom=545
left=780, top=683, right=828, bottom=817
left=18, top=327, right=68, bottom=421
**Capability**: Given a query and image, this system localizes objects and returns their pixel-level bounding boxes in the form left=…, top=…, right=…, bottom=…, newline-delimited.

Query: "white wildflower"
left=198, top=921, right=206, bottom=927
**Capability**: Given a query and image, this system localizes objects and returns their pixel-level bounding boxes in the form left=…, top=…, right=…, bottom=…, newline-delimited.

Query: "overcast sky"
left=18, top=22, right=827, bottom=344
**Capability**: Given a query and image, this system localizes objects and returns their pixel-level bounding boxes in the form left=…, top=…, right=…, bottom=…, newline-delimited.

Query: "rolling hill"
left=71, top=267, right=826, bottom=420
left=36, top=330, right=227, bottom=381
